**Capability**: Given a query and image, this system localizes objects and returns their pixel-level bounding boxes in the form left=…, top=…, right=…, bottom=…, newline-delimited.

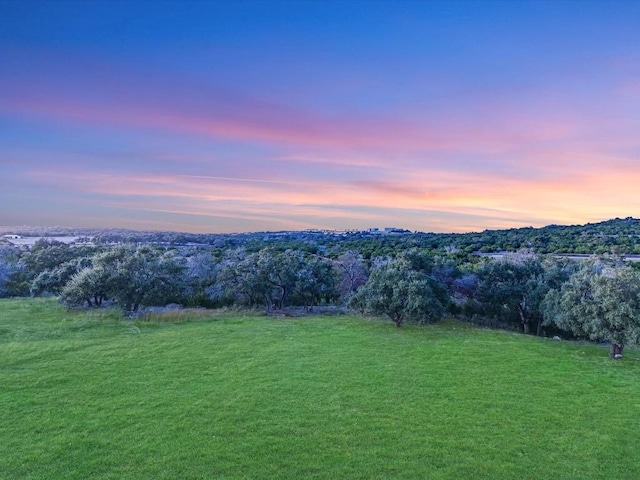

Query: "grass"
left=1, top=298, right=640, bottom=479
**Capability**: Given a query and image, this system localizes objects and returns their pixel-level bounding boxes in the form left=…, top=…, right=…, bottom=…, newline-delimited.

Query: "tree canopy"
left=349, top=253, right=447, bottom=327
left=543, top=261, right=640, bottom=358
left=61, top=245, right=186, bottom=313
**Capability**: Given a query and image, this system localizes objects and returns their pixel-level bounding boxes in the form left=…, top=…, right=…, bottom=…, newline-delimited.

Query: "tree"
left=61, top=245, right=186, bottom=313
left=349, top=256, right=446, bottom=327
left=23, top=240, right=94, bottom=278
left=217, top=250, right=272, bottom=308
left=60, top=265, right=109, bottom=307
left=218, top=248, right=338, bottom=311
left=30, top=256, right=93, bottom=296
left=183, top=250, right=221, bottom=307
left=0, top=245, right=20, bottom=297
left=257, top=248, right=303, bottom=309
left=543, top=262, right=640, bottom=359
left=293, top=254, right=338, bottom=310
left=475, top=252, right=574, bottom=335
left=475, top=253, right=542, bottom=333
left=335, top=250, right=368, bottom=301
left=16, top=240, right=99, bottom=297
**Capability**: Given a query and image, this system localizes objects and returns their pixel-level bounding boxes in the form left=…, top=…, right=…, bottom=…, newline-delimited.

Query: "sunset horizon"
left=3, top=215, right=639, bottom=238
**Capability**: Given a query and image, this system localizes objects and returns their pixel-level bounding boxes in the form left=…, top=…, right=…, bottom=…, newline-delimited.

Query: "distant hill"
left=2, top=217, right=640, bottom=255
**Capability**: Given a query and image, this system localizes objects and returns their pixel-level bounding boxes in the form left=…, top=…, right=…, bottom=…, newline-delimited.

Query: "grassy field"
left=1, top=298, right=639, bottom=479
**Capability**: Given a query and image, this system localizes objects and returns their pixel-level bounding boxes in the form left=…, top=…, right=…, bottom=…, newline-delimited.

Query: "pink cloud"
left=2, top=93, right=451, bottom=151
left=19, top=157, right=640, bottom=233
left=0, top=52, right=602, bottom=157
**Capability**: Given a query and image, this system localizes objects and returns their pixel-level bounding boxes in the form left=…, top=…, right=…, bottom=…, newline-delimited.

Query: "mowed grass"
left=1, top=299, right=640, bottom=479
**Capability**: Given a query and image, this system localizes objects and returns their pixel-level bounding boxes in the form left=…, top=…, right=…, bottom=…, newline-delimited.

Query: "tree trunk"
left=278, top=286, right=287, bottom=309
left=518, top=304, right=530, bottom=334
left=610, top=343, right=624, bottom=360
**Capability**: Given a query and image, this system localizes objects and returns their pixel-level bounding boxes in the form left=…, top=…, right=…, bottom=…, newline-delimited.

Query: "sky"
left=1, top=0, right=640, bottom=234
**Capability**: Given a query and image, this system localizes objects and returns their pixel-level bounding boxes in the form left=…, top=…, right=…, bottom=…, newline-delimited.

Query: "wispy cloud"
left=15, top=153, right=640, bottom=233
left=0, top=51, right=604, bottom=157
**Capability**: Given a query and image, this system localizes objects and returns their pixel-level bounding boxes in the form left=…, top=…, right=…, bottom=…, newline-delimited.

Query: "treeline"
left=0, top=240, right=356, bottom=311
left=1, top=239, right=640, bottom=359
left=4, top=217, right=640, bottom=256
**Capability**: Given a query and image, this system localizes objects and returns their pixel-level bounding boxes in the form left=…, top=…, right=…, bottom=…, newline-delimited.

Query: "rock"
left=552, top=335, right=561, bottom=340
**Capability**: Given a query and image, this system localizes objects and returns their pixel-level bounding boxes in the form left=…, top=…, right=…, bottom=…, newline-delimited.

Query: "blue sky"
left=1, top=0, right=640, bottom=232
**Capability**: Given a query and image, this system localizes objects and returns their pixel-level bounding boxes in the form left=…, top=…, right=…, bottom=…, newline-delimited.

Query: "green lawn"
left=1, top=298, right=639, bottom=479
